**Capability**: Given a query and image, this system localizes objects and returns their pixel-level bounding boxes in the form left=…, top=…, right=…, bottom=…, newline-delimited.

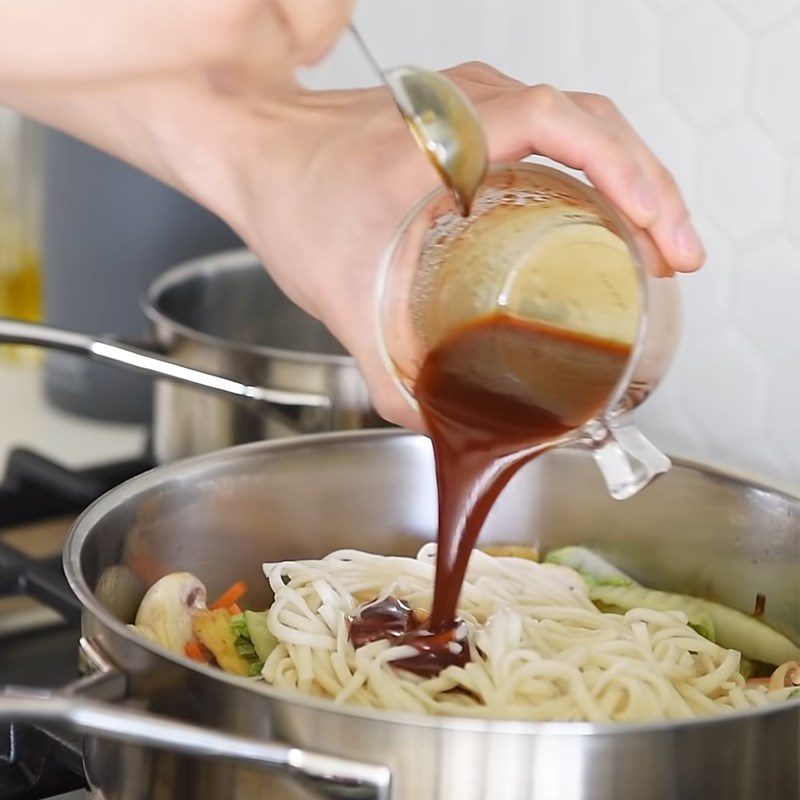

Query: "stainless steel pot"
left=1, top=431, right=798, bottom=799
left=0, top=249, right=383, bottom=462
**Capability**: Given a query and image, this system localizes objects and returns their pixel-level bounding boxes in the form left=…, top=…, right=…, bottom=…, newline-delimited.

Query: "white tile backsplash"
left=733, top=236, right=800, bottom=360
left=661, top=5, right=749, bottom=129
left=680, top=215, right=734, bottom=337
left=573, top=1, right=660, bottom=102
left=789, top=156, right=800, bottom=245
left=697, top=119, right=784, bottom=241
left=305, top=0, right=800, bottom=493
left=767, top=353, right=800, bottom=465
left=680, top=327, right=768, bottom=447
left=491, top=0, right=579, bottom=87
left=752, top=22, right=800, bottom=147
left=719, top=0, right=798, bottom=31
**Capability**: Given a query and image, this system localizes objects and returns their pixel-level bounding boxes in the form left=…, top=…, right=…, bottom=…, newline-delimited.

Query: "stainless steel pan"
left=1, top=430, right=798, bottom=799
left=0, top=249, right=384, bottom=462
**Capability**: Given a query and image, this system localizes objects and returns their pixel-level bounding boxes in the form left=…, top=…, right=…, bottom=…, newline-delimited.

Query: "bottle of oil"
left=0, top=111, right=43, bottom=362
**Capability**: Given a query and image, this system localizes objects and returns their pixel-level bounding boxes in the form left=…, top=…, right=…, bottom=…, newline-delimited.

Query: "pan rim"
left=143, top=248, right=355, bottom=367
left=63, top=429, right=800, bottom=736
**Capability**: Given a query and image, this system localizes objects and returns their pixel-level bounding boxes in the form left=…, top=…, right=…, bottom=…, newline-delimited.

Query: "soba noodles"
left=258, top=544, right=797, bottom=721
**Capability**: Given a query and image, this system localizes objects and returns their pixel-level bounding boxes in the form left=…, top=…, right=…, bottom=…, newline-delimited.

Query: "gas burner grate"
left=0, top=724, right=85, bottom=800
left=0, top=448, right=152, bottom=799
left=0, top=449, right=153, bottom=527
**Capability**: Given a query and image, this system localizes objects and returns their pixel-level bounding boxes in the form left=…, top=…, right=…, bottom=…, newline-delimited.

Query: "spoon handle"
left=348, top=24, right=387, bottom=85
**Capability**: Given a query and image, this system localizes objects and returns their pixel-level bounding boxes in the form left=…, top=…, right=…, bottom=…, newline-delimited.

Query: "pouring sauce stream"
left=349, top=313, right=630, bottom=674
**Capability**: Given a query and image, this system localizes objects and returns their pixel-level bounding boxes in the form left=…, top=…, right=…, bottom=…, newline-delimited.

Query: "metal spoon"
left=350, top=25, right=488, bottom=216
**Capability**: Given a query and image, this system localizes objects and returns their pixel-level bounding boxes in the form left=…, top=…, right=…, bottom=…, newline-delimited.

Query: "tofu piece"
left=192, top=609, right=251, bottom=676
left=481, top=545, right=540, bottom=561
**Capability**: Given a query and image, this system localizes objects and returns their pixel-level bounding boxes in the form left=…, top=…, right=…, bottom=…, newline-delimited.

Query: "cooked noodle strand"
left=260, top=546, right=792, bottom=722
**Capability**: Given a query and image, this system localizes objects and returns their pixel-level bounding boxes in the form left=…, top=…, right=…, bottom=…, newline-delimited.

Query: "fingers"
left=442, top=61, right=525, bottom=91
left=369, top=373, right=425, bottom=432
left=453, top=73, right=704, bottom=274
left=272, top=0, right=355, bottom=66
left=197, top=0, right=354, bottom=93
left=331, top=324, right=425, bottom=433
left=569, top=92, right=704, bottom=273
left=483, top=85, right=657, bottom=219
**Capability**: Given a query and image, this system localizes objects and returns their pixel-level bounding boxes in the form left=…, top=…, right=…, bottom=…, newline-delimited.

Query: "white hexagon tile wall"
left=302, top=0, right=800, bottom=494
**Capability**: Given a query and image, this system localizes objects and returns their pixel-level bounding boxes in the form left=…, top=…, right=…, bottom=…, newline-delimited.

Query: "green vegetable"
left=545, top=546, right=637, bottom=587
left=249, top=661, right=264, bottom=677
left=789, top=689, right=800, bottom=700
left=590, top=584, right=800, bottom=667
left=593, top=593, right=715, bottom=643
left=230, top=613, right=249, bottom=639
left=235, top=639, right=257, bottom=658
left=229, top=611, right=268, bottom=673
left=244, top=610, right=279, bottom=662
left=687, top=618, right=716, bottom=643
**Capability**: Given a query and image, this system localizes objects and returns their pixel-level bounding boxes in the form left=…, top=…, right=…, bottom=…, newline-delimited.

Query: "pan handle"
left=0, top=317, right=331, bottom=412
left=0, top=638, right=392, bottom=800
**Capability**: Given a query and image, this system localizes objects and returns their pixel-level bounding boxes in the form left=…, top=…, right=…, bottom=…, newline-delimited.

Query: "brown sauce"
left=349, top=313, right=631, bottom=675
left=348, top=596, right=416, bottom=649
left=349, top=596, right=469, bottom=677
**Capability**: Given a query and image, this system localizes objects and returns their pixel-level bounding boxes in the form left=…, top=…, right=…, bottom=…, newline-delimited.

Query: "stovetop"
left=0, top=448, right=153, bottom=800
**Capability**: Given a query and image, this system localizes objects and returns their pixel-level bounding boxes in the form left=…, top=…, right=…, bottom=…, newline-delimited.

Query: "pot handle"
left=0, top=317, right=331, bottom=413
left=0, top=638, right=392, bottom=800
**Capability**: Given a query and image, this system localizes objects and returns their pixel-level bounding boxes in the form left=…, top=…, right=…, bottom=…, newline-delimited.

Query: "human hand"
left=1, top=20, right=704, bottom=432
left=225, top=62, right=705, bottom=429
left=0, top=0, right=355, bottom=191
left=0, top=0, right=354, bottom=91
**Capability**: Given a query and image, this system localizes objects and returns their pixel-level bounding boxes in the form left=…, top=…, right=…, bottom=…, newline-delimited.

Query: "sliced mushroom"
left=134, top=572, right=207, bottom=655
left=769, top=660, right=800, bottom=692
left=128, top=622, right=160, bottom=644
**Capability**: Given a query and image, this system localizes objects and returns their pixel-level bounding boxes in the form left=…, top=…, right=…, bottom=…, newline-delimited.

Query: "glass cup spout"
left=582, top=418, right=672, bottom=500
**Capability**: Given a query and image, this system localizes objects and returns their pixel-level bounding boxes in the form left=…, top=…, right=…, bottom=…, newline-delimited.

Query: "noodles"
left=260, top=544, right=797, bottom=722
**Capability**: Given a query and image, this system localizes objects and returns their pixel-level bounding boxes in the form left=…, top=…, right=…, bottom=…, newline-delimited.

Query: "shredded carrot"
left=210, top=580, right=247, bottom=610
left=185, top=640, right=207, bottom=662
left=227, top=603, right=243, bottom=616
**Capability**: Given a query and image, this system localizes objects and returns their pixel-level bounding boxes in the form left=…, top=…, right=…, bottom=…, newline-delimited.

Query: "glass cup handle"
left=582, top=419, right=671, bottom=500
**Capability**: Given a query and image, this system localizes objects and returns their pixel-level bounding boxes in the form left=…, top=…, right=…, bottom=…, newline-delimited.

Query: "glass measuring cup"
left=376, top=162, right=681, bottom=500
